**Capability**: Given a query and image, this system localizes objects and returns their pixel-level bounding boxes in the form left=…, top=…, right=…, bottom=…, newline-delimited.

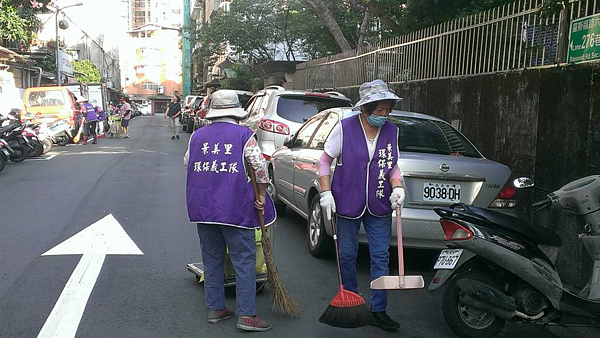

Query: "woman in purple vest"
left=318, top=79, right=406, bottom=331
left=184, top=89, right=276, bottom=332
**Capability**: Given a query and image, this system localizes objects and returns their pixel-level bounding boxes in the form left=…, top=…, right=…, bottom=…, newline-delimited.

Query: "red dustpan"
left=371, top=206, right=425, bottom=290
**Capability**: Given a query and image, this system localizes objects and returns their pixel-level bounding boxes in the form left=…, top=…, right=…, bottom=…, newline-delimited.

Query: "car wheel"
left=307, top=194, right=333, bottom=258
left=268, top=168, right=286, bottom=215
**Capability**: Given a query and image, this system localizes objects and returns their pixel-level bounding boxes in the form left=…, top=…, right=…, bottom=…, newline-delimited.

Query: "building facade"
left=119, top=0, right=183, bottom=114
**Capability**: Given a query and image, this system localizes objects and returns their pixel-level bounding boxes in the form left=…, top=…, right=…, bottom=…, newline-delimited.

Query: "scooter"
left=428, top=175, right=600, bottom=338
left=0, top=117, right=30, bottom=162
left=0, top=138, right=10, bottom=172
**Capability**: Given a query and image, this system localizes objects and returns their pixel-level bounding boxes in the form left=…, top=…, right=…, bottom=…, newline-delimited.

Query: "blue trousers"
left=336, top=212, right=392, bottom=312
left=196, top=224, right=256, bottom=316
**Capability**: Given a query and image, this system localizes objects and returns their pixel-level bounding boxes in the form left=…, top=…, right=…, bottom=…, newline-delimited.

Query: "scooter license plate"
left=434, top=249, right=463, bottom=269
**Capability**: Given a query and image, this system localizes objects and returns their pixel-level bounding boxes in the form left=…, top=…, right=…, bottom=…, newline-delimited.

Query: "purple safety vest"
left=331, top=114, right=399, bottom=218
left=82, top=103, right=97, bottom=121
left=186, top=122, right=276, bottom=229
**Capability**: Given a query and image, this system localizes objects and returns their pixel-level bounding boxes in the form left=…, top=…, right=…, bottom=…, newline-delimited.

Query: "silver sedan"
left=270, top=108, right=517, bottom=257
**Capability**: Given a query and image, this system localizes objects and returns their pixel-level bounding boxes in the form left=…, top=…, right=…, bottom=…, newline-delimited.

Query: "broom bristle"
left=319, top=303, right=374, bottom=328
left=261, top=232, right=302, bottom=318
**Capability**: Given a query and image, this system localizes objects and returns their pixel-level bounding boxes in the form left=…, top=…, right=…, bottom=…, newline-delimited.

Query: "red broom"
left=319, top=215, right=373, bottom=328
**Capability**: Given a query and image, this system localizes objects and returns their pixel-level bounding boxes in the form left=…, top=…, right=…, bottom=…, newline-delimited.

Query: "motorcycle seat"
left=0, top=124, right=20, bottom=133
left=467, top=206, right=562, bottom=247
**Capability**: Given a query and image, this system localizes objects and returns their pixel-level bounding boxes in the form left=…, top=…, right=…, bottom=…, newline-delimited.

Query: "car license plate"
left=423, top=183, right=461, bottom=203
left=434, top=249, right=463, bottom=269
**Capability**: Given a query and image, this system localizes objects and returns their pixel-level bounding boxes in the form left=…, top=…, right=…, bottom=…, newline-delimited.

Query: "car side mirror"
left=514, top=177, right=534, bottom=189
left=284, top=135, right=297, bottom=148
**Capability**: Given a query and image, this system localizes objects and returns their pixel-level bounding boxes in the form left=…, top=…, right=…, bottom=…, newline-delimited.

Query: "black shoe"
left=371, top=311, right=399, bottom=331
left=176, top=135, right=180, bottom=139
left=171, top=136, right=175, bottom=139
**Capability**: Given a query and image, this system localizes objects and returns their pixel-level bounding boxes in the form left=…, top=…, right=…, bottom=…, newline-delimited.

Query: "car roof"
left=325, top=107, right=447, bottom=123
left=252, top=86, right=350, bottom=101
left=233, top=90, right=254, bottom=96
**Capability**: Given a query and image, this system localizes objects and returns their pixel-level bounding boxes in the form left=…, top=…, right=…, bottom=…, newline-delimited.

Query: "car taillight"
left=263, top=154, right=271, bottom=161
left=258, top=119, right=290, bottom=135
left=441, top=219, right=473, bottom=241
left=490, top=180, right=517, bottom=208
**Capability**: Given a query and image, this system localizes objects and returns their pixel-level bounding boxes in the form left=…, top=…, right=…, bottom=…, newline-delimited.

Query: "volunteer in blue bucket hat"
left=318, top=79, right=406, bottom=331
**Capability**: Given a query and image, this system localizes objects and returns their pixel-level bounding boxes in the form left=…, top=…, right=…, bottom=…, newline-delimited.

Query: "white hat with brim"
left=204, top=89, right=248, bottom=119
left=76, top=96, right=88, bottom=103
left=352, top=79, right=402, bottom=111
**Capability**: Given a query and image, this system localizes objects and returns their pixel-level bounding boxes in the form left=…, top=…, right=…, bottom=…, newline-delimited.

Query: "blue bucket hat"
left=352, top=79, right=402, bottom=111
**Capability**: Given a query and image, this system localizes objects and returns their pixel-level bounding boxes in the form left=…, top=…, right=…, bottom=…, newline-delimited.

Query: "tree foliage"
left=220, top=63, right=263, bottom=92
left=197, top=0, right=530, bottom=67
left=0, top=0, right=51, bottom=46
left=73, top=59, right=102, bottom=83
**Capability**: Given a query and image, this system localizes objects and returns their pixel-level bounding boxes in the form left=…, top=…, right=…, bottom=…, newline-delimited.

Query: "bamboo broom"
left=248, top=165, right=302, bottom=318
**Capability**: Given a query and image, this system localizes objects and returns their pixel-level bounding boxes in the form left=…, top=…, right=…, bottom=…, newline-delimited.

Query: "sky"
left=37, top=0, right=128, bottom=54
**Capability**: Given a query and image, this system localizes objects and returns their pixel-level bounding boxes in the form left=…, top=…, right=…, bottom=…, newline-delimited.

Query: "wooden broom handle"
left=247, top=165, right=265, bottom=227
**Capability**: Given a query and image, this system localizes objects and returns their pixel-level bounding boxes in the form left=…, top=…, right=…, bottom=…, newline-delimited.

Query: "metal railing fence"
left=293, top=0, right=600, bottom=90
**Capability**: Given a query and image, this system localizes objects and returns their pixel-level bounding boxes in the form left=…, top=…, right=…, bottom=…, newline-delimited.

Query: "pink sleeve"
left=318, top=152, right=334, bottom=177
left=390, top=164, right=402, bottom=181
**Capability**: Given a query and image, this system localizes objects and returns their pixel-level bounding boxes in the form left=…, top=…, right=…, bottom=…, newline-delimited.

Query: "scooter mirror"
left=514, top=177, right=534, bottom=189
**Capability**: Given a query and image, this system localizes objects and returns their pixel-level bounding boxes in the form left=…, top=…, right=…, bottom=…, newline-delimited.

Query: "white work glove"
left=390, top=186, right=406, bottom=211
left=319, top=191, right=336, bottom=222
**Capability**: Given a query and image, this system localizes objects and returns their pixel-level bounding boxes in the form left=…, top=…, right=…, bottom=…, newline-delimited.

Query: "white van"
left=0, top=69, right=24, bottom=123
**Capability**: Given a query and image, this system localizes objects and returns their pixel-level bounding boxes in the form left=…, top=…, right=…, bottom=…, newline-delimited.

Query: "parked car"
left=182, top=95, right=200, bottom=132
left=233, top=89, right=253, bottom=109
left=22, top=86, right=80, bottom=132
left=192, top=95, right=210, bottom=131
left=240, top=86, right=352, bottom=160
left=270, top=108, right=517, bottom=257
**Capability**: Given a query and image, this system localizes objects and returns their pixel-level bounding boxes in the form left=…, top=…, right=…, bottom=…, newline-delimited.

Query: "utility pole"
left=54, top=2, right=83, bottom=85
left=182, top=0, right=192, bottom=97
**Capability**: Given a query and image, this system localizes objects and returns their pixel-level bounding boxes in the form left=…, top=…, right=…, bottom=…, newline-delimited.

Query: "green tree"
left=220, top=63, right=263, bottom=92
left=0, top=0, right=51, bottom=46
left=73, top=59, right=102, bottom=83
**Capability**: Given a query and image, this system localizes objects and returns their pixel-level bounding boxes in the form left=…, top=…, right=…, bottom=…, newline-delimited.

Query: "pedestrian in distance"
left=107, top=103, right=120, bottom=138
left=318, top=79, right=406, bottom=331
left=95, top=106, right=106, bottom=138
left=165, top=95, right=181, bottom=139
left=119, top=97, right=131, bottom=138
left=78, top=97, right=98, bottom=145
left=184, top=89, right=275, bottom=332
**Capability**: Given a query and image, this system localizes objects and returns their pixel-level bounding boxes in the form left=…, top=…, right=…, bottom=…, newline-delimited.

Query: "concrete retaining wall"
left=329, top=64, right=600, bottom=285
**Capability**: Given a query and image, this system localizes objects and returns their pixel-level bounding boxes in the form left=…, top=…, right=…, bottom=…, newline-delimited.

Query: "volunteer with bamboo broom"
left=184, top=89, right=275, bottom=332
left=318, top=79, right=406, bottom=331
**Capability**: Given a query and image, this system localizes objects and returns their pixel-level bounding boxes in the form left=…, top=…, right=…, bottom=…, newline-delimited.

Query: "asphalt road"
left=0, top=116, right=596, bottom=338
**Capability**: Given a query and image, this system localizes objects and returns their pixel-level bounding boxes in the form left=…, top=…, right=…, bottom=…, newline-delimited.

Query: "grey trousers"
left=169, top=117, right=178, bottom=136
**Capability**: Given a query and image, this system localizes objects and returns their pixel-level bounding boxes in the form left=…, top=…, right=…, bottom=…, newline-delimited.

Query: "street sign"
left=37, top=214, right=143, bottom=338
left=568, top=13, right=600, bottom=63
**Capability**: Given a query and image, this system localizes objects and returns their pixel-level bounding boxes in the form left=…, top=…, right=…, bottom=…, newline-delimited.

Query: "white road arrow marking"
left=38, top=214, right=143, bottom=338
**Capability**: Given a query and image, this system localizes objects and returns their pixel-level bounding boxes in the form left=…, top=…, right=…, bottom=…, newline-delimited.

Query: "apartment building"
left=120, top=0, right=183, bottom=114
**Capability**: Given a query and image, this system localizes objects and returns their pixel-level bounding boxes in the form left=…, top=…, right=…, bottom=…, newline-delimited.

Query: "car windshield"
left=192, top=98, right=203, bottom=109
left=27, top=90, right=66, bottom=107
left=238, top=94, right=252, bottom=108
left=389, top=116, right=481, bottom=158
left=276, top=96, right=351, bottom=123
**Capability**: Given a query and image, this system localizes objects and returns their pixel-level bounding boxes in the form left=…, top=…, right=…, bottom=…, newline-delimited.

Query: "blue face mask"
left=367, top=114, right=387, bottom=127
